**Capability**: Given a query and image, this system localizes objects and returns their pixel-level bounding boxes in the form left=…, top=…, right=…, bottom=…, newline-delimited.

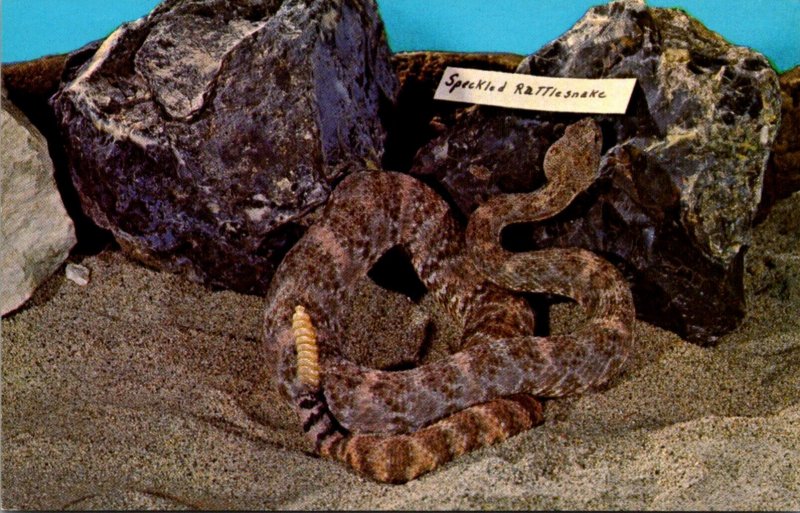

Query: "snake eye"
left=292, top=305, right=320, bottom=388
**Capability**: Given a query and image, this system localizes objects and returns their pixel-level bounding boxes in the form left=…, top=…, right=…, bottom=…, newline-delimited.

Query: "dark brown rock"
left=50, top=0, right=398, bottom=294
left=409, top=0, right=781, bottom=344
left=2, top=54, right=68, bottom=125
left=758, top=66, right=800, bottom=222
left=384, top=51, right=524, bottom=171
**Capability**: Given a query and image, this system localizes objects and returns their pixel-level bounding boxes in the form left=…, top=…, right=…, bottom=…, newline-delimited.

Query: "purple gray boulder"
left=51, top=0, right=397, bottom=294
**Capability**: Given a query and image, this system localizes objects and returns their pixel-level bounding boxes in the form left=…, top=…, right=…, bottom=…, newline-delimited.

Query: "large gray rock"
left=411, top=0, right=781, bottom=343
left=1, top=91, right=76, bottom=315
left=759, top=66, right=800, bottom=221
left=51, top=0, right=397, bottom=294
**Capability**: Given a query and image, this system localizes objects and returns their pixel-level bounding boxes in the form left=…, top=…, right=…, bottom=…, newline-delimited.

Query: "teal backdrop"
left=2, top=0, right=799, bottom=71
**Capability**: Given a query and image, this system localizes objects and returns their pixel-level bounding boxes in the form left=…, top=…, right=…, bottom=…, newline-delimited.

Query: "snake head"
left=542, top=118, right=603, bottom=190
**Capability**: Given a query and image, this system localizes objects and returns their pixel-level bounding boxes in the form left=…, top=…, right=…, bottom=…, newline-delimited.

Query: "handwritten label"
left=434, top=67, right=636, bottom=114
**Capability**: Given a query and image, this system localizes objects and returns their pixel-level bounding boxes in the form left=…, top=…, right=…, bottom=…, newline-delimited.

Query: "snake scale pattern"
left=263, top=118, right=635, bottom=483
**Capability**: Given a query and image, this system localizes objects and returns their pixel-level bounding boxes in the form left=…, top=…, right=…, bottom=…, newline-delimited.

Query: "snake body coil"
left=264, top=118, right=634, bottom=483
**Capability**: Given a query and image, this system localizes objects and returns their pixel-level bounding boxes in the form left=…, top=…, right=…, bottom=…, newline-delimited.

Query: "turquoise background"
left=2, top=0, right=799, bottom=71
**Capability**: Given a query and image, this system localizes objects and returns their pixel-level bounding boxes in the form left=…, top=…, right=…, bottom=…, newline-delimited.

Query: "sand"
left=2, top=190, right=799, bottom=510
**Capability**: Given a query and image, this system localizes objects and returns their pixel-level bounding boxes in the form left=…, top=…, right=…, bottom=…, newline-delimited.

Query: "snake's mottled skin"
left=263, top=118, right=635, bottom=483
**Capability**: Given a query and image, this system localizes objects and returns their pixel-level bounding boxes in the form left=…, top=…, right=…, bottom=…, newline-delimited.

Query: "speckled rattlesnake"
left=263, top=118, right=635, bottom=483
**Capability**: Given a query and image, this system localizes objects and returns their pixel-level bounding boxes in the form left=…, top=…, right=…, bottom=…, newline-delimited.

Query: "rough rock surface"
left=759, top=65, right=800, bottom=220
left=1, top=54, right=69, bottom=131
left=1, top=91, right=76, bottom=315
left=384, top=51, right=524, bottom=171
left=2, top=49, right=116, bottom=253
left=51, top=0, right=397, bottom=294
left=410, top=0, right=781, bottom=344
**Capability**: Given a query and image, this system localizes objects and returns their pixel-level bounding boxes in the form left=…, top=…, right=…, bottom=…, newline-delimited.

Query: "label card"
left=434, top=67, right=637, bottom=114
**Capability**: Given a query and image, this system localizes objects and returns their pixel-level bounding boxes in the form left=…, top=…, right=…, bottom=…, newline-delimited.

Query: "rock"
left=50, top=0, right=398, bottom=294
left=410, top=0, right=781, bottom=344
left=1, top=54, right=69, bottom=130
left=758, top=66, right=800, bottom=221
left=2, top=47, right=115, bottom=253
left=65, top=263, right=91, bottom=286
left=384, top=51, right=524, bottom=171
left=1, top=90, right=76, bottom=315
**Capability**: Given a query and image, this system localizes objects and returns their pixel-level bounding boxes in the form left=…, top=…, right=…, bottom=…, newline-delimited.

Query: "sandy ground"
left=2, top=188, right=799, bottom=510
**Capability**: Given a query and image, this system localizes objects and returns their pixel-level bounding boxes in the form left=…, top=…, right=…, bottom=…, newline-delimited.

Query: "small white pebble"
left=65, top=263, right=91, bottom=286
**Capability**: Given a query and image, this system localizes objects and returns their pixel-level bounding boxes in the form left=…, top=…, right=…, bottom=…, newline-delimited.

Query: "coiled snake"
left=263, top=118, right=634, bottom=483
